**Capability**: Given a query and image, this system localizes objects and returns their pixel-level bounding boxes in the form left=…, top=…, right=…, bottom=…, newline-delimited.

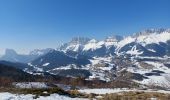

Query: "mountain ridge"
left=0, top=28, right=170, bottom=88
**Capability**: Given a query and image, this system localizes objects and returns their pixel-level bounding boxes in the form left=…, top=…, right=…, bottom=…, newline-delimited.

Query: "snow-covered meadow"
left=13, top=82, right=48, bottom=89
left=0, top=93, right=88, bottom=100
left=78, top=88, right=170, bottom=94
left=1, top=88, right=169, bottom=100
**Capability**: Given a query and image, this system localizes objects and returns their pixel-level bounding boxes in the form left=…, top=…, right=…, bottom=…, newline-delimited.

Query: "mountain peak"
left=5, top=49, right=17, bottom=56
left=105, top=35, right=123, bottom=42
left=29, top=48, right=54, bottom=56
left=134, top=28, right=168, bottom=37
left=69, top=37, right=90, bottom=45
left=88, top=39, right=98, bottom=43
left=59, top=37, right=91, bottom=52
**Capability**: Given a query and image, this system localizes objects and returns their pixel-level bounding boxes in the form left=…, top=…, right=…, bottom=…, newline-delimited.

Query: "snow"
left=148, top=49, right=156, bottom=52
left=136, top=32, right=170, bottom=46
left=88, top=57, right=115, bottom=81
left=136, top=56, right=170, bottom=60
left=90, top=57, right=113, bottom=67
left=127, top=67, right=151, bottom=75
left=72, top=44, right=81, bottom=51
left=125, top=59, right=170, bottom=88
left=128, top=60, right=170, bottom=88
left=78, top=88, right=170, bottom=94
left=27, top=63, right=44, bottom=72
left=144, top=61, right=170, bottom=73
left=28, top=63, right=33, bottom=67
left=89, top=71, right=110, bottom=82
left=3, top=88, right=170, bottom=99
left=126, top=45, right=143, bottom=55
left=25, top=70, right=43, bottom=75
left=3, top=88, right=169, bottom=100
left=79, top=88, right=128, bottom=94
left=42, top=63, right=50, bottom=66
left=34, top=67, right=44, bottom=72
left=150, top=98, right=157, bottom=100
left=116, top=31, right=170, bottom=54
left=104, top=37, right=118, bottom=46
left=145, top=61, right=164, bottom=68
left=37, top=94, right=87, bottom=100
left=0, top=93, right=33, bottom=100
left=98, top=65, right=113, bottom=71
left=83, top=39, right=103, bottom=51
left=13, top=82, right=48, bottom=89
left=117, top=36, right=135, bottom=49
left=140, top=75, right=170, bottom=88
left=50, top=64, right=78, bottom=71
left=91, top=57, right=113, bottom=63
left=0, top=93, right=87, bottom=100
left=66, top=44, right=82, bottom=52
left=60, top=30, right=170, bottom=55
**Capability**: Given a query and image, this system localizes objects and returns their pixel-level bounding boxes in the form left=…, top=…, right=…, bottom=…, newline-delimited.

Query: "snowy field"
left=78, top=88, right=170, bottom=94
left=0, top=88, right=170, bottom=100
left=0, top=93, right=88, bottom=100
left=13, top=82, right=48, bottom=89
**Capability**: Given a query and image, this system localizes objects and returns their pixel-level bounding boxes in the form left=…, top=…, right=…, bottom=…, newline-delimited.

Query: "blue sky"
left=0, top=0, right=170, bottom=54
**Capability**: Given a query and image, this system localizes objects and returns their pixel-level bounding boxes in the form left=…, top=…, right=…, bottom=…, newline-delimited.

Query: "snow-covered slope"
left=83, top=39, right=101, bottom=51
left=116, top=29, right=170, bottom=56
left=0, top=93, right=87, bottom=100
left=117, top=29, right=170, bottom=48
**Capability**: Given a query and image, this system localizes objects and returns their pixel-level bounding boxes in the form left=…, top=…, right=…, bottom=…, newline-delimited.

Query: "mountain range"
left=0, top=28, right=170, bottom=88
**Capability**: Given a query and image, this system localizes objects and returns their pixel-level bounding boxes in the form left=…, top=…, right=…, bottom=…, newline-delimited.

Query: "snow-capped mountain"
left=59, top=37, right=90, bottom=52
left=116, top=28, right=170, bottom=57
left=59, top=36, right=122, bottom=52
left=0, top=49, right=36, bottom=63
left=29, top=28, right=170, bottom=67
left=120, top=28, right=170, bottom=47
left=29, top=50, right=91, bottom=71
left=59, top=28, right=170, bottom=57
left=58, top=29, right=170, bottom=58
left=26, top=28, right=170, bottom=88
left=81, top=36, right=123, bottom=57
left=0, top=48, right=53, bottom=63
left=58, top=35, right=123, bottom=58
left=104, top=35, right=123, bottom=47
left=29, top=48, right=54, bottom=56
